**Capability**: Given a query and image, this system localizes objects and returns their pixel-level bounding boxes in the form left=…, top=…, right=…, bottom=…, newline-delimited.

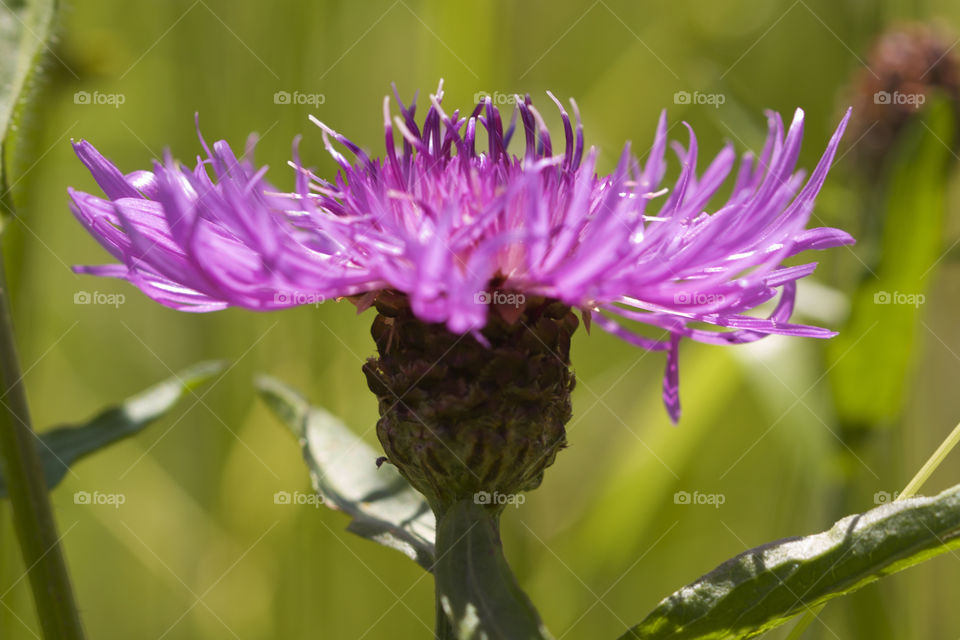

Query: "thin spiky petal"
left=68, top=87, right=853, bottom=421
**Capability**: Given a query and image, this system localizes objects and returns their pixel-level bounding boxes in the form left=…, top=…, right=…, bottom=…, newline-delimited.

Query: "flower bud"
left=363, top=291, right=577, bottom=512
left=849, top=22, right=960, bottom=174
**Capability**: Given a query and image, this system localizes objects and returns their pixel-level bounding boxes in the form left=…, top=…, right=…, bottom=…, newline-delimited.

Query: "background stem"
left=0, top=230, right=86, bottom=639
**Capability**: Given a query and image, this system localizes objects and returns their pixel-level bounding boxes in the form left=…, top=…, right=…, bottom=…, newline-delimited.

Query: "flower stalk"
left=433, top=498, right=550, bottom=639
left=0, top=229, right=86, bottom=638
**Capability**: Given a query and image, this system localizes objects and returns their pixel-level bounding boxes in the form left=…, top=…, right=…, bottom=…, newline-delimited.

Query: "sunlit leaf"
left=620, top=482, right=960, bottom=639
left=0, top=360, right=225, bottom=497
left=0, top=0, right=55, bottom=138
left=1, top=0, right=57, bottom=225
left=256, top=375, right=436, bottom=571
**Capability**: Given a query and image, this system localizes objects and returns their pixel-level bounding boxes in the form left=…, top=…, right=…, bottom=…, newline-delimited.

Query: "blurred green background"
left=2, top=0, right=960, bottom=637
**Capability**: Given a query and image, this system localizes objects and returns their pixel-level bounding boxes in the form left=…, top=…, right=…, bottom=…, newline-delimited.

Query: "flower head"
left=69, top=82, right=853, bottom=421
left=849, top=22, right=960, bottom=174
left=862, top=23, right=960, bottom=110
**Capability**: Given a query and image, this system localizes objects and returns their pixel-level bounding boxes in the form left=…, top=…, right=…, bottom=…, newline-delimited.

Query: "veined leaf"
left=0, top=361, right=225, bottom=497
left=1, top=0, right=56, bottom=138
left=1, top=0, right=58, bottom=225
left=256, top=375, right=436, bottom=571
left=621, top=482, right=960, bottom=640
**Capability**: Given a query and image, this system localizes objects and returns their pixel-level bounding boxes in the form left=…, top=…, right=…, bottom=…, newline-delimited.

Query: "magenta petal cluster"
left=69, top=131, right=381, bottom=311
left=68, top=84, right=853, bottom=421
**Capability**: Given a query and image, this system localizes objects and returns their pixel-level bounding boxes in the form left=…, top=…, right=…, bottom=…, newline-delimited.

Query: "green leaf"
left=827, top=98, right=956, bottom=427
left=434, top=498, right=551, bottom=640
left=255, top=375, right=436, bottom=571
left=0, top=0, right=55, bottom=139
left=620, top=482, right=960, bottom=640
left=0, top=360, right=226, bottom=497
left=1, top=0, right=57, bottom=225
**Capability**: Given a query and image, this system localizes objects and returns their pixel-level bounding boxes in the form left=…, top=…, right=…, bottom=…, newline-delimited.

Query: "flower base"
left=363, top=292, right=578, bottom=512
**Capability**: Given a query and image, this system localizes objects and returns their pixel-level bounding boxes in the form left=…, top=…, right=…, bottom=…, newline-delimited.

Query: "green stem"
left=897, top=420, right=960, bottom=500
left=785, top=418, right=960, bottom=640
left=432, top=499, right=551, bottom=639
left=435, top=588, right=456, bottom=640
left=0, top=208, right=85, bottom=637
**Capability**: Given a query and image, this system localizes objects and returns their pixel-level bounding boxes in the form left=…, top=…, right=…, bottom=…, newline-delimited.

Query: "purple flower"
left=68, top=83, right=853, bottom=421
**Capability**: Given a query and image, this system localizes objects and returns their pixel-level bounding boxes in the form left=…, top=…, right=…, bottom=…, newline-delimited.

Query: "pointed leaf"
left=1, top=0, right=58, bottom=226
left=621, top=482, right=960, bottom=640
left=256, top=375, right=436, bottom=571
left=1, top=0, right=56, bottom=140
left=0, top=360, right=226, bottom=497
